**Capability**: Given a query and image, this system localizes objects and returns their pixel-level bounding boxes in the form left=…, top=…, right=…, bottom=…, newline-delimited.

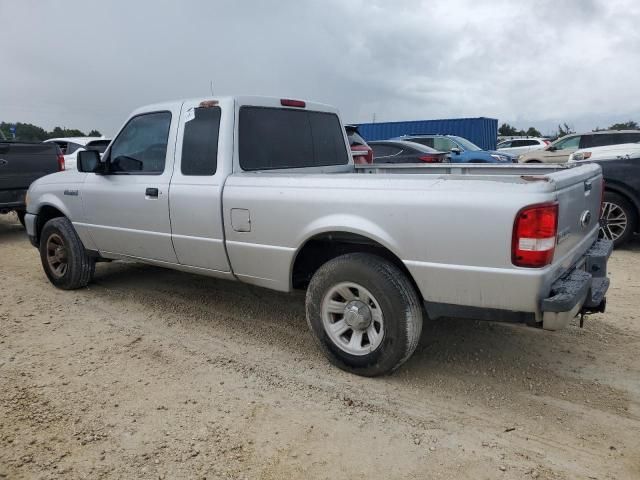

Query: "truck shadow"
left=91, top=260, right=634, bottom=413
left=0, top=214, right=27, bottom=242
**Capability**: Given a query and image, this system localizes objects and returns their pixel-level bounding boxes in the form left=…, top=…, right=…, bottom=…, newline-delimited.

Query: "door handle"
left=145, top=187, right=159, bottom=198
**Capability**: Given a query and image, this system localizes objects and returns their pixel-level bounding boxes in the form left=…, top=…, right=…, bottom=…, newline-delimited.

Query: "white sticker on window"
left=185, top=108, right=195, bottom=123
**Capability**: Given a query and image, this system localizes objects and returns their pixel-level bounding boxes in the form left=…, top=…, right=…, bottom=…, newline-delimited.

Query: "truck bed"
left=356, top=162, right=573, bottom=177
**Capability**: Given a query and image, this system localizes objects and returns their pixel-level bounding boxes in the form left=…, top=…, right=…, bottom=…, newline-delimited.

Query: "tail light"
left=351, top=146, right=373, bottom=164
left=280, top=99, right=306, bottom=108
left=512, top=203, right=558, bottom=267
left=419, top=154, right=442, bottom=163
left=57, top=152, right=65, bottom=171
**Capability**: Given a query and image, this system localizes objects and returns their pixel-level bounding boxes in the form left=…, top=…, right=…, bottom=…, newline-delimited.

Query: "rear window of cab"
left=239, top=107, right=349, bottom=171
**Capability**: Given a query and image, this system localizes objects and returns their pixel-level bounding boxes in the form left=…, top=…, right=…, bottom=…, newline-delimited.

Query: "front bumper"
left=540, top=238, right=612, bottom=330
left=25, top=213, right=38, bottom=247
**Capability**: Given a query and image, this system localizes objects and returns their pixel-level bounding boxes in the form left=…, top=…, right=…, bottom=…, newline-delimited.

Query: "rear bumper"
left=540, top=239, right=612, bottom=330
left=0, top=189, right=27, bottom=212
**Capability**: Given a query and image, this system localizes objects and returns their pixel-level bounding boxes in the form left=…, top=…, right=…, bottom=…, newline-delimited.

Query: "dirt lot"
left=1, top=213, right=639, bottom=480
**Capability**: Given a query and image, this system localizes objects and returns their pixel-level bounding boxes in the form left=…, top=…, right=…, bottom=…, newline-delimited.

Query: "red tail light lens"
left=512, top=203, right=558, bottom=267
left=419, top=155, right=441, bottom=163
left=280, top=99, right=306, bottom=108
left=57, top=152, right=65, bottom=171
left=351, top=146, right=373, bottom=164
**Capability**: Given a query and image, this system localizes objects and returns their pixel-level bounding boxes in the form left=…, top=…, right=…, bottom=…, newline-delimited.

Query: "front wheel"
left=600, top=192, right=637, bottom=247
left=39, top=217, right=95, bottom=289
left=306, top=253, right=423, bottom=377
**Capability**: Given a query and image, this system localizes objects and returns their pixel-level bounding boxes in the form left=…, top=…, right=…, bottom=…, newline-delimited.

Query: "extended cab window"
left=239, top=107, right=348, bottom=171
left=181, top=107, right=220, bottom=176
left=109, top=111, right=171, bottom=174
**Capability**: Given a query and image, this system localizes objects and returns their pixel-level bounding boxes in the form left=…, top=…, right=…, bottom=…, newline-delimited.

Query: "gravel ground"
left=1, top=212, right=639, bottom=479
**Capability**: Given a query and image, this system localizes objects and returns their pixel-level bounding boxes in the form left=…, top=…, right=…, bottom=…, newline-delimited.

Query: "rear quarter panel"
left=223, top=172, right=566, bottom=311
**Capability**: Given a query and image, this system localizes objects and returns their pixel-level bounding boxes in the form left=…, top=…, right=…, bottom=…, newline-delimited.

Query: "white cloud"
left=1, top=0, right=639, bottom=136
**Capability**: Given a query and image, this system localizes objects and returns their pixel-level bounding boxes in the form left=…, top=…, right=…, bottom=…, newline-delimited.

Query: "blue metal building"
left=355, top=117, right=498, bottom=151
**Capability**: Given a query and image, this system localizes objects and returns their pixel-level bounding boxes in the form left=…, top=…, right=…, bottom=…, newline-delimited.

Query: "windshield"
left=450, top=136, right=481, bottom=151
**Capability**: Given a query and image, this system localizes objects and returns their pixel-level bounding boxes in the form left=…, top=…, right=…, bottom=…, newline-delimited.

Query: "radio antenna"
left=209, top=80, right=214, bottom=96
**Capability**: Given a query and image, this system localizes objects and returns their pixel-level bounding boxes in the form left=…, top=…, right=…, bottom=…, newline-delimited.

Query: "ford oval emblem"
left=580, top=210, right=592, bottom=228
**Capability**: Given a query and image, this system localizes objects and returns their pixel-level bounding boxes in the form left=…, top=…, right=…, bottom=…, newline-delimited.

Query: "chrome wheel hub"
left=321, top=282, right=384, bottom=356
left=343, top=300, right=372, bottom=330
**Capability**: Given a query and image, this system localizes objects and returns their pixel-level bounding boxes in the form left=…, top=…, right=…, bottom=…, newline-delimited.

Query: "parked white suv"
left=497, top=138, right=548, bottom=156
left=569, top=142, right=640, bottom=162
left=44, top=137, right=111, bottom=171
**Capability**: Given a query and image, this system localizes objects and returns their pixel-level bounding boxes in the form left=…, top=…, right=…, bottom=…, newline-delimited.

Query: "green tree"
left=525, top=127, right=542, bottom=137
left=608, top=120, right=638, bottom=130
left=88, top=129, right=102, bottom=137
left=557, top=123, right=574, bottom=138
left=0, top=122, right=49, bottom=141
left=498, top=123, right=519, bottom=136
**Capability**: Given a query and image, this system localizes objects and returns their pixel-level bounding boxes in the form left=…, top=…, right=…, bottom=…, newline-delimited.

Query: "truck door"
left=82, top=108, right=179, bottom=263
left=168, top=99, right=231, bottom=272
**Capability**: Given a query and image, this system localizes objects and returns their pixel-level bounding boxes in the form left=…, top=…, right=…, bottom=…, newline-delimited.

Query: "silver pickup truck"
left=24, top=96, right=611, bottom=376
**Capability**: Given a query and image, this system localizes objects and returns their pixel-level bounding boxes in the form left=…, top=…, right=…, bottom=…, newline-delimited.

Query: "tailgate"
left=550, top=163, right=603, bottom=264
left=0, top=142, right=59, bottom=191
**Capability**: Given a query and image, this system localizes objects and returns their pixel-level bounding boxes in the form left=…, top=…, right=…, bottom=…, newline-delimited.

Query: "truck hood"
left=30, top=170, right=86, bottom=187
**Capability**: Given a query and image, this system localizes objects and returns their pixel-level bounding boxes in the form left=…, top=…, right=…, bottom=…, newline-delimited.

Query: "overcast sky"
left=2, top=0, right=639, bottom=136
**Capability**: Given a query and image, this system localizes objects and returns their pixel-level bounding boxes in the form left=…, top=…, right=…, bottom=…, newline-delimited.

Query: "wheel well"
left=291, top=232, right=421, bottom=298
left=525, top=159, right=542, bottom=163
left=35, top=206, right=65, bottom=245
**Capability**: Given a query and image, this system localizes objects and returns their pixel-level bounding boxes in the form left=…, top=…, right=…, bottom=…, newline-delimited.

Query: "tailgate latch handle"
left=584, top=181, right=593, bottom=194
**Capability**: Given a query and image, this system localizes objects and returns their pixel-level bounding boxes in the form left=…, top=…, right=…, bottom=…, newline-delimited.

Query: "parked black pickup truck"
left=0, top=136, right=62, bottom=225
left=572, top=155, right=640, bottom=247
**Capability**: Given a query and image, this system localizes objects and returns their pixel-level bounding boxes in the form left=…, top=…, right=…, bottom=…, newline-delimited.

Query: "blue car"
left=392, top=134, right=515, bottom=163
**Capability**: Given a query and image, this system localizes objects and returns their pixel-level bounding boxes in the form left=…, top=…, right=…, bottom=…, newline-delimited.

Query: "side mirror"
left=547, top=145, right=557, bottom=152
left=77, top=149, right=102, bottom=173
left=450, top=147, right=461, bottom=154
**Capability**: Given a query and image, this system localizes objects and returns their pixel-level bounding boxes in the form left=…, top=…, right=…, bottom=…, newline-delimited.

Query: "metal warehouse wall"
left=355, top=117, right=498, bottom=150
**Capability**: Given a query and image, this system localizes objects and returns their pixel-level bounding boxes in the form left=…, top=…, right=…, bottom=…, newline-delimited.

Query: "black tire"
left=600, top=191, right=637, bottom=248
left=525, top=160, right=542, bottom=163
left=15, top=210, right=26, bottom=227
left=39, top=217, right=95, bottom=289
left=306, top=253, right=423, bottom=377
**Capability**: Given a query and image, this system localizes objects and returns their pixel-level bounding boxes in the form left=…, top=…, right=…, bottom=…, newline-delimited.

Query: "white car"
left=569, top=142, right=640, bottom=162
left=44, top=137, right=111, bottom=171
left=497, top=138, right=548, bottom=156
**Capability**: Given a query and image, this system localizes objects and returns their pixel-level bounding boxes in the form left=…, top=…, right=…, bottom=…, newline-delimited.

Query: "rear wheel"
left=39, top=217, right=95, bottom=289
left=600, top=192, right=637, bottom=247
left=306, top=253, right=423, bottom=377
left=525, top=160, right=542, bottom=163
